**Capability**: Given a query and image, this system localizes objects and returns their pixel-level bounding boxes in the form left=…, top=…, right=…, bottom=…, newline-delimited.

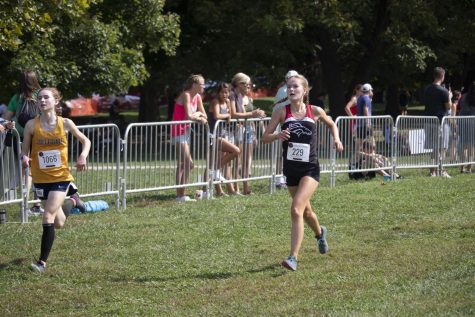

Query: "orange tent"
left=67, top=97, right=99, bottom=117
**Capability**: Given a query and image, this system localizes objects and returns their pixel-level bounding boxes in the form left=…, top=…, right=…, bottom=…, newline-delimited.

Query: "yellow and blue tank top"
left=30, top=116, right=73, bottom=183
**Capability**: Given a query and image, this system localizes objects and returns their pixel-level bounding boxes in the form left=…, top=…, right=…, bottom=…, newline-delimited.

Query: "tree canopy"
left=0, top=0, right=179, bottom=99
left=1, top=0, right=474, bottom=120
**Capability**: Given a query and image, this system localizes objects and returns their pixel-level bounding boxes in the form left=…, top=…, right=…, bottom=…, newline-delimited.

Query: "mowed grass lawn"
left=0, top=170, right=474, bottom=316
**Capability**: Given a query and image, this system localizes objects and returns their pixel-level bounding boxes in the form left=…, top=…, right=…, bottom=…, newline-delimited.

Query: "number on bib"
left=38, top=150, right=62, bottom=169
left=286, top=142, right=310, bottom=162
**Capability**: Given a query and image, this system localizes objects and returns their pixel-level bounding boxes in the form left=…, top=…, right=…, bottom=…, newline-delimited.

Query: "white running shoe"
left=212, top=170, right=226, bottom=181
left=175, top=196, right=196, bottom=202
left=440, top=171, right=451, bottom=178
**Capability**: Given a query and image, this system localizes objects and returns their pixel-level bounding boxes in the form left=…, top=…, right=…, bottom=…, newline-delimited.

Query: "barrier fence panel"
left=67, top=124, right=121, bottom=209
left=122, top=121, right=209, bottom=208
left=209, top=118, right=274, bottom=198
left=0, top=129, right=27, bottom=223
left=334, top=116, right=394, bottom=185
left=393, top=116, right=440, bottom=173
left=440, top=116, right=475, bottom=170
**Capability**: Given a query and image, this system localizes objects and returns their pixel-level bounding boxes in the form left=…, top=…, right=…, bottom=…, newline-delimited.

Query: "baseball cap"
left=285, top=70, right=299, bottom=80
left=361, top=83, right=373, bottom=93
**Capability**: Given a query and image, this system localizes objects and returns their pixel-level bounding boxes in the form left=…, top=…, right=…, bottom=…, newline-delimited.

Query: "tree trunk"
left=317, top=29, right=346, bottom=117
left=385, top=83, right=400, bottom=120
left=138, top=78, right=161, bottom=123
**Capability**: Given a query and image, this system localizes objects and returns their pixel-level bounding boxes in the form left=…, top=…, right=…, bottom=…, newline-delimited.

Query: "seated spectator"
left=358, top=140, right=400, bottom=179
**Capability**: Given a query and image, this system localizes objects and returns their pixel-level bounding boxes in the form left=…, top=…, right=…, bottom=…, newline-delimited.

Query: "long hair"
left=18, top=70, right=41, bottom=99
left=183, top=74, right=204, bottom=91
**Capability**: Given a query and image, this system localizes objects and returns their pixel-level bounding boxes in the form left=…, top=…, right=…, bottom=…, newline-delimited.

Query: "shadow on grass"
left=109, top=263, right=284, bottom=283
left=0, top=258, right=29, bottom=270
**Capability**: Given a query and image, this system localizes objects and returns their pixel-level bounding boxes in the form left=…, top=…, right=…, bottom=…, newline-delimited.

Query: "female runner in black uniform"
left=263, top=74, right=343, bottom=271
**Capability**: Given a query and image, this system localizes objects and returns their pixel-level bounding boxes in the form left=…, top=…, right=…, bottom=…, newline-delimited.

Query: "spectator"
left=344, top=84, right=362, bottom=117
left=458, top=81, right=475, bottom=174
left=229, top=73, right=265, bottom=195
left=358, top=139, right=401, bottom=179
left=354, top=83, right=374, bottom=164
left=263, top=73, right=343, bottom=271
left=452, top=90, right=462, bottom=115
left=3, top=70, right=43, bottom=214
left=203, top=83, right=241, bottom=197
left=0, top=103, right=7, bottom=117
left=399, top=89, right=411, bottom=116
left=171, top=74, right=208, bottom=202
left=21, top=87, right=91, bottom=273
left=423, top=67, right=452, bottom=177
left=273, top=70, right=299, bottom=189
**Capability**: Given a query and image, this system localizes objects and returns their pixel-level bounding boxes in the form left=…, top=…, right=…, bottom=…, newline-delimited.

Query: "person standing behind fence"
left=423, top=67, right=452, bottom=177
left=229, top=73, right=265, bottom=195
left=458, top=81, right=475, bottom=174
left=3, top=70, right=44, bottom=214
left=263, top=74, right=343, bottom=271
left=21, top=87, right=91, bottom=273
left=354, top=83, right=374, bottom=164
left=171, top=74, right=208, bottom=202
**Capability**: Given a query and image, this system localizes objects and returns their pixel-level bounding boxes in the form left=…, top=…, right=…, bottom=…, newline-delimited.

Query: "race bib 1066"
left=286, top=142, right=310, bottom=162
left=38, top=150, right=61, bottom=169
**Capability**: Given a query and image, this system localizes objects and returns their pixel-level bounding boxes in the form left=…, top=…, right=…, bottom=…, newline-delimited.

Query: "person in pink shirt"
left=171, top=74, right=208, bottom=202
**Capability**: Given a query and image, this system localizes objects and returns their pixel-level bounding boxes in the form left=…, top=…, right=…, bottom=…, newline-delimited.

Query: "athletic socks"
left=39, top=223, right=55, bottom=263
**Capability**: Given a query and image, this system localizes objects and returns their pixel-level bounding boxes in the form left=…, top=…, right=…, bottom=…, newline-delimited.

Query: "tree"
left=0, top=0, right=179, bottom=105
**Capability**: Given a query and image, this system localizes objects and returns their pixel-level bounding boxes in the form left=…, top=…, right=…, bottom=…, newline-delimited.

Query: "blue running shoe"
left=281, top=256, right=297, bottom=271
left=316, top=225, right=329, bottom=254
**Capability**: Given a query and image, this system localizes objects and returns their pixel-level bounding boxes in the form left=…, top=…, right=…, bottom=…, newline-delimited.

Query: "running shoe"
left=30, top=261, right=45, bottom=273
left=440, top=171, right=452, bottom=178
left=29, top=205, right=44, bottom=216
left=281, top=256, right=297, bottom=271
left=175, top=196, right=196, bottom=202
left=70, top=193, right=86, bottom=213
left=316, top=225, right=329, bottom=254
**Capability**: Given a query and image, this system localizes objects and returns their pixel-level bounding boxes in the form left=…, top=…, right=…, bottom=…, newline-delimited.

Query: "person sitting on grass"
left=358, top=140, right=401, bottom=179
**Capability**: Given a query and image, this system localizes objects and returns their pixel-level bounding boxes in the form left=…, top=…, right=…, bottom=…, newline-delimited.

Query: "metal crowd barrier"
left=122, top=121, right=209, bottom=208
left=440, top=116, right=475, bottom=171
left=23, top=124, right=122, bottom=221
left=393, top=116, right=441, bottom=173
left=2, top=115, right=474, bottom=223
left=0, top=129, right=27, bottom=223
left=208, top=118, right=273, bottom=198
left=70, top=124, right=121, bottom=205
left=333, top=115, right=394, bottom=186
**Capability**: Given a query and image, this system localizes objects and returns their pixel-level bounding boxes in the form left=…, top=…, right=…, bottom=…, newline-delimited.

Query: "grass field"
left=0, top=169, right=474, bottom=316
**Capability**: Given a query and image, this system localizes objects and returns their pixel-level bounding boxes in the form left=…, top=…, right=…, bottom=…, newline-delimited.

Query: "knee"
left=55, top=222, right=65, bottom=229
left=290, top=206, right=304, bottom=220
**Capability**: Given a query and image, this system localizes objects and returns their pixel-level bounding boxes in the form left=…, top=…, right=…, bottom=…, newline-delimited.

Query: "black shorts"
left=284, top=162, right=321, bottom=186
left=34, top=181, right=72, bottom=200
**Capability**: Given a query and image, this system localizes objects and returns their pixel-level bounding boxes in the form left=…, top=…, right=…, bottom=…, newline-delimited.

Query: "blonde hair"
left=231, top=72, right=251, bottom=88
left=183, top=74, right=204, bottom=90
left=286, top=74, right=310, bottom=104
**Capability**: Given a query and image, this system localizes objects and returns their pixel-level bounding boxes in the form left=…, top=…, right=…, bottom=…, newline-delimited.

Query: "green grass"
left=0, top=169, right=474, bottom=316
